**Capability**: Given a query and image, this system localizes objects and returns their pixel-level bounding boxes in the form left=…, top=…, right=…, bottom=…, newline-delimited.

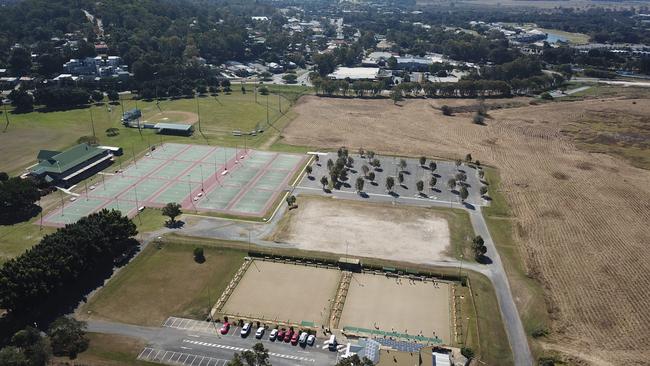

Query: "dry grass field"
left=220, top=260, right=341, bottom=326
left=281, top=95, right=650, bottom=365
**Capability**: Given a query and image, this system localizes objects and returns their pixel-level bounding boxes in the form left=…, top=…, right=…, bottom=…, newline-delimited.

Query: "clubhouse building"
left=30, top=143, right=114, bottom=187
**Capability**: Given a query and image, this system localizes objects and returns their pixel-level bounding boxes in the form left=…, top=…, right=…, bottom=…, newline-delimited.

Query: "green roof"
left=31, top=143, right=106, bottom=175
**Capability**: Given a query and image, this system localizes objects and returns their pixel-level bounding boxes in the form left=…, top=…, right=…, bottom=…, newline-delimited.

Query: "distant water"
left=545, top=32, right=568, bottom=43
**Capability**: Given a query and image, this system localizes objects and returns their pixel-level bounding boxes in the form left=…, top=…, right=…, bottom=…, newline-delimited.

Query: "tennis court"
left=42, top=143, right=307, bottom=226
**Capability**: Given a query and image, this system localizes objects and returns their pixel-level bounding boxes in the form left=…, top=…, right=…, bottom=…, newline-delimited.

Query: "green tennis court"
left=42, top=143, right=307, bottom=226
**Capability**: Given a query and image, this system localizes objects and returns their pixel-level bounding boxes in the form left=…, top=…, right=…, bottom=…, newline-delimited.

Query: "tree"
left=461, top=347, right=475, bottom=360
left=447, top=178, right=457, bottom=190
left=455, top=159, right=462, bottom=169
left=107, top=90, right=120, bottom=103
left=5, top=326, right=50, bottom=365
left=193, top=247, right=205, bottom=263
left=0, top=176, right=40, bottom=224
left=252, top=343, right=270, bottom=366
left=472, top=236, right=487, bottom=260
left=429, top=176, right=437, bottom=188
left=0, top=346, right=28, bottom=366
left=429, top=161, right=437, bottom=172
left=162, top=202, right=182, bottom=225
left=320, top=176, right=328, bottom=190
left=479, top=170, right=485, bottom=179
left=48, top=317, right=89, bottom=358
left=0, top=172, right=8, bottom=181
left=346, top=156, right=354, bottom=167
left=358, top=147, right=365, bottom=157
left=356, top=177, right=365, bottom=193
left=314, top=155, right=320, bottom=164
left=367, top=151, right=375, bottom=161
left=465, top=154, right=473, bottom=163
left=335, top=354, right=374, bottom=366
left=8, top=47, right=31, bottom=75
left=8, top=89, right=33, bottom=112
left=282, top=74, right=297, bottom=84
left=327, top=158, right=334, bottom=172
left=368, top=171, right=375, bottom=182
left=372, top=158, right=381, bottom=169
left=419, top=156, right=426, bottom=166
left=460, top=186, right=469, bottom=201
left=91, top=90, right=104, bottom=103
left=399, top=159, right=407, bottom=172
left=398, top=172, right=404, bottom=185
left=361, top=165, right=370, bottom=177
left=385, top=176, right=395, bottom=192
left=416, top=180, right=424, bottom=193
left=305, top=165, right=313, bottom=177
left=227, top=352, right=245, bottom=366
left=472, top=113, right=485, bottom=125
left=390, top=89, right=403, bottom=105
left=286, top=194, right=296, bottom=207
left=480, top=186, right=488, bottom=196
left=441, top=105, right=452, bottom=116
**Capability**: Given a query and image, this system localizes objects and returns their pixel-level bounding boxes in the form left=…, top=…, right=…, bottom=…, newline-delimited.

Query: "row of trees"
left=0, top=209, right=138, bottom=317
left=0, top=175, right=41, bottom=224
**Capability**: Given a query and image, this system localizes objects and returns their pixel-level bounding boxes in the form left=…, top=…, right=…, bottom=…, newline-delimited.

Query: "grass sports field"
left=0, top=88, right=306, bottom=176
left=42, top=143, right=306, bottom=226
left=80, top=243, right=244, bottom=326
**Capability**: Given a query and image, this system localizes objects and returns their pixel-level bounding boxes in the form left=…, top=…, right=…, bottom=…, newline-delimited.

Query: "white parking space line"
left=182, top=339, right=316, bottom=362
left=137, top=347, right=227, bottom=366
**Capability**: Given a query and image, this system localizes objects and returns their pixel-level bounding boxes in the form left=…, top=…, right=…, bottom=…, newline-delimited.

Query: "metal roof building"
left=154, top=123, right=194, bottom=136
left=30, top=143, right=113, bottom=187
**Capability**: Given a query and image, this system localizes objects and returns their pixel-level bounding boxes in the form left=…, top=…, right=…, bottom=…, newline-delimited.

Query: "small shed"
left=154, top=123, right=194, bottom=136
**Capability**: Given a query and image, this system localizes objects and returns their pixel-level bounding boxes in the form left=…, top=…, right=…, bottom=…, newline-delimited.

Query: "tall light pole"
left=2, top=102, right=10, bottom=132
left=89, top=108, right=96, bottom=137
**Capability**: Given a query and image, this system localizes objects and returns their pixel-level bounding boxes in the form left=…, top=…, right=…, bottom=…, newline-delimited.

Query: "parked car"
left=241, top=323, right=251, bottom=337
left=298, top=332, right=308, bottom=345
left=328, top=335, right=337, bottom=351
left=277, top=329, right=286, bottom=340
left=269, top=329, right=279, bottom=341
left=307, top=334, right=316, bottom=346
left=255, top=327, right=265, bottom=339
left=220, top=322, right=230, bottom=335
left=291, top=332, right=300, bottom=345
left=284, top=329, right=293, bottom=342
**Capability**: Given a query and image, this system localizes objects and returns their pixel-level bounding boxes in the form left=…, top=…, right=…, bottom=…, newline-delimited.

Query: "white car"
left=307, top=334, right=316, bottom=346
left=241, top=323, right=251, bottom=337
left=255, top=327, right=265, bottom=339
left=269, top=329, right=278, bottom=341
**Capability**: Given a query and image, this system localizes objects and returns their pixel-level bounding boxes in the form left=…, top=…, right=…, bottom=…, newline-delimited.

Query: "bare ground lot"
left=270, top=197, right=453, bottom=263
left=339, top=273, right=452, bottom=344
left=220, top=260, right=340, bottom=326
left=281, top=95, right=650, bottom=365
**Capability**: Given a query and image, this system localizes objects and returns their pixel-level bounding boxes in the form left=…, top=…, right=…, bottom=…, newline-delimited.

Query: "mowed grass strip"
left=82, top=242, right=244, bottom=326
left=482, top=167, right=549, bottom=355
left=51, top=333, right=151, bottom=366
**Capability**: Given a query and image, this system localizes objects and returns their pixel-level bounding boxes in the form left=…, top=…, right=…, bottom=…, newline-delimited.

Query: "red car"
left=220, top=322, right=230, bottom=335
left=284, top=330, right=293, bottom=342
left=277, top=329, right=286, bottom=340
left=290, top=332, right=300, bottom=345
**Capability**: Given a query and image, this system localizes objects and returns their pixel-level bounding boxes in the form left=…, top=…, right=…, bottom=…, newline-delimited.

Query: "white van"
left=298, top=332, right=308, bottom=345
left=328, top=335, right=337, bottom=350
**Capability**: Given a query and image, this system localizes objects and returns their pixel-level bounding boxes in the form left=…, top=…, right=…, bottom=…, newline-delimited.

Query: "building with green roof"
left=30, top=143, right=113, bottom=187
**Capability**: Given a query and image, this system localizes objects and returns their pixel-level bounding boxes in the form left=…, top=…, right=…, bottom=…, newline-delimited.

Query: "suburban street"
left=87, top=317, right=338, bottom=366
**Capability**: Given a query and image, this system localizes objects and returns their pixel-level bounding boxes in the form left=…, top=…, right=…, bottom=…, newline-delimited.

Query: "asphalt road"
left=87, top=317, right=338, bottom=366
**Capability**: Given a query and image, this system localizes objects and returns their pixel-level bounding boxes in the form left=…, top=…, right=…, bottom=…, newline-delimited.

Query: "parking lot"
left=139, top=316, right=337, bottom=366
left=299, top=152, right=484, bottom=207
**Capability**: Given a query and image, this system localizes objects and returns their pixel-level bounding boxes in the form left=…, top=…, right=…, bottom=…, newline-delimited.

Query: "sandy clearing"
left=281, top=95, right=650, bottom=365
left=272, top=197, right=451, bottom=264
left=339, top=272, right=452, bottom=344
left=220, top=260, right=340, bottom=326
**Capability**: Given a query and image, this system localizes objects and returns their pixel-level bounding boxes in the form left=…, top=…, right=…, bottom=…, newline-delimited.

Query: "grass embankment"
left=482, top=167, right=549, bottom=359
left=81, top=242, right=244, bottom=326
left=50, top=333, right=151, bottom=366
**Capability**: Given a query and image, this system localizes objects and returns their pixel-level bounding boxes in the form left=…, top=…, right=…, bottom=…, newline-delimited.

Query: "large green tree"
left=47, top=317, right=89, bottom=358
left=0, top=176, right=40, bottom=224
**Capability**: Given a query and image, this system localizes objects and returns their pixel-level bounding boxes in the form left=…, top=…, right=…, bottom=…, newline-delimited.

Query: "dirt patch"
left=281, top=95, right=650, bottom=365
left=340, top=273, right=452, bottom=344
left=551, top=171, right=570, bottom=180
left=143, top=111, right=198, bottom=124
left=271, top=197, right=451, bottom=264
left=220, top=260, right=340, bottom=326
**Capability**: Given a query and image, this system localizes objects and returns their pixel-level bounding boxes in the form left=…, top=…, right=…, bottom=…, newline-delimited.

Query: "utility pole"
left=278, top=94, right=282, bottom=114
left=89, top=108, right=96, bottom=137
left=196, top=96, right=202, bottom=132
left=266, top=94, right=269, bottom=125
left=3, top=102, right=10, bottom=132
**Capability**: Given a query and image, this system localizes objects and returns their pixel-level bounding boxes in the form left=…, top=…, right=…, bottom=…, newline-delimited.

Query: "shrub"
left=77, top=135, right=99, bottom=145
left=472, top=113, right=485, bottom=125
left=460, top=347, right=474, bottom=359
left=540, top=92, right=553, bottom=100
left=441, top=105, right=452, bottom=116
left=193, top=247, right=205, bottom=263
